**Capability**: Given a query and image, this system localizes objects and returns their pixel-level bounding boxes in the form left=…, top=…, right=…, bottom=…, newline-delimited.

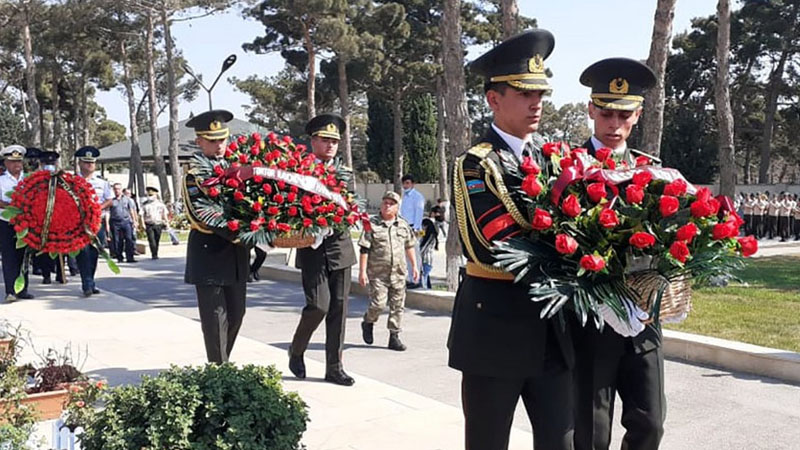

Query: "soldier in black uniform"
left=449, top=30, right=576, bottom=450
left=288, top=113, right=357, bottom=386
left=573, top=58, right=665, bottom=450
left=183, top=109, right=250, bottom=364
left=27, top=149, right=66, bottom=284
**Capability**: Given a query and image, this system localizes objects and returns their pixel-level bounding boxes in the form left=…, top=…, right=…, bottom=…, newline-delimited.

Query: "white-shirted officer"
left=74, top=146, right=113, bottom=297
left=0, top=145, right=34, bottom=302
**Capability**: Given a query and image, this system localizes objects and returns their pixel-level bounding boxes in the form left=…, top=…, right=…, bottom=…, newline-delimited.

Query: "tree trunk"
left=392, top=89, right=404, bottom=193
left=337, top=57, right=354, bottom=188
left=79, top=75, right=89, bottom=147
left=759, top=48, right=790, bottom=184
left=22, top=19, right=40, bottom=146
left=121, top=40, right=145, bottom=197
left=435, top=76, right=448, bottom=203
left=716, top=0, right=735, bottom=198
left=442, top=0, right=470, bottom=291
left=303, top=20, right=316, bottom=120
left=146, top=11, right=170, bottom=197
left=162, top=1, right=179, bottom=203
left=640, top=0, right=677, bottom=157
left=51, top=70, right=62, bottom=153
left=500, top=0, right=519, bottom=39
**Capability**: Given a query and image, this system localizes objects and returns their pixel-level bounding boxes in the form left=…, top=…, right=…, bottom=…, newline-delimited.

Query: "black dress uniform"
left=288, top=113, right=357, bottom=386
left=183, top=110, right=250, bottom=364
left=28, top=149, right=66, bottom=284
left=449, top=30, right=576, bottom=450
left=0, top=145, right=33, bottom=301
left=573, top=58, right=666, bottom=450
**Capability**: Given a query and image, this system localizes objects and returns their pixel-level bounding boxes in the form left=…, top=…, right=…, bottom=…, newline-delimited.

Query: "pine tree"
left=366, top=94, right=395, bottom=182
left=403, top=94, right=438, bottom=182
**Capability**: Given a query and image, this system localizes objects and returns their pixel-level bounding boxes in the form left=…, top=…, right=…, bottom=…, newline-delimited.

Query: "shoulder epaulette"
left=467, top=142, right=493, bottom=159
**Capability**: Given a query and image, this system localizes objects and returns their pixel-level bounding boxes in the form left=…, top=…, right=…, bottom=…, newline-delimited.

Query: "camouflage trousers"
left=364, top=275, right=406, bottom=332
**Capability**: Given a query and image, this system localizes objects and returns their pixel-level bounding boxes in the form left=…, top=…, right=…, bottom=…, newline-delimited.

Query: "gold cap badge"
left=609, top=78, right=629, bottom=95
left=528, top=54, right=545, bottom=74
left=209, top=121, right=221, bottom=131
left=325, top=123, right=338, bottom=133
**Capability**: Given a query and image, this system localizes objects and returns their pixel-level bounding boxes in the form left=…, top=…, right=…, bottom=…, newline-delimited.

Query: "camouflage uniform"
left=359, top=214, right=416, bottom=331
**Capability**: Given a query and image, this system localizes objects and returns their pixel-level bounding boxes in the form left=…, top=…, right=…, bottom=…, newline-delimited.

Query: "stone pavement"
left=2, top=241, right=800, bottom=449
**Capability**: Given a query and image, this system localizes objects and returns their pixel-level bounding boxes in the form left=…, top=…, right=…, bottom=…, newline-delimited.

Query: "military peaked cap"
left=469, top=29, right=555, bottom=92
left=306, top=113, right=346, bottom=140
left=580, top=57, right=656, bottom=111
left=186, top=109, right=234, bottom=140
left=75, top=146, right=100, bottom=162
left=1, top=145, right=27, bottom=161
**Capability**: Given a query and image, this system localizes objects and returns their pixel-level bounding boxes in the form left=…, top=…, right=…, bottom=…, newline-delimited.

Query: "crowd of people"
left=738, top=191, right=800, bottom=241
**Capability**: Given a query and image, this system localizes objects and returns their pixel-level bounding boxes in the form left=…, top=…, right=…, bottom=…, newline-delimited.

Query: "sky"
left=95, top=0, right=723, bottom=133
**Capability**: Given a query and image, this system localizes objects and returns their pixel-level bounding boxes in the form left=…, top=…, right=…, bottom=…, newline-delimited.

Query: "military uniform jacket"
left=295, top=230, right=356, bottom=273
left=448, top=127, right=574, bottom=378
left=182, top=156, right=249, bottom=286
left=358, top=215, right=415, bottom=281
left=580, top=138, right=661, bottom=353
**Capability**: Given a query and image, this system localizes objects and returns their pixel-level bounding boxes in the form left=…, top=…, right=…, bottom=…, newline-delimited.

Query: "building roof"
left=96, top=118, right=268, bottom=164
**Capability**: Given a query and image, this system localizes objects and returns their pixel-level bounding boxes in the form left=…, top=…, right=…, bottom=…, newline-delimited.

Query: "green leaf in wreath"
left=69, top=250, right=80, bottom=258
left=15, top=238, right=26, bottom=249
left=15, top=228, right=28, bottom=239
left=1, top=206, right=21, bottom=220
left=13, top=273, right=25, bottom=294
left=106, top=257, right=120, bottom=275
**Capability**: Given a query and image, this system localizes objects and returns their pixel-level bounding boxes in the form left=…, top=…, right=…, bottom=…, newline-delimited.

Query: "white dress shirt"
left=0, top=171, right=24, bottom=222
left=492, top=123, right=531, bottom=161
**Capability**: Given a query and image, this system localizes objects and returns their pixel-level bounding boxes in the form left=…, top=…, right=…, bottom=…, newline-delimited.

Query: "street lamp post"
left=183, top=54, right=237, bottom=110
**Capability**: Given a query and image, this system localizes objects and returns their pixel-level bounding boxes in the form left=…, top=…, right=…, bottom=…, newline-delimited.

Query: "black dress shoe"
left=325, top=369, right=355, bottom=386
left=126, top=259, right=138, bottom=263
left=92, top=287, right=100, bottom=294
left=16, top=292, right=34, bottom=300
left=252, top=270, right=260, bottom=281
left=83, top=290, right=93, bottom=297
left=42, top=277, right=52, bottom=284
left=361, top=321, right=374, bottom=345
left=288, top=354, right=306, bottom=379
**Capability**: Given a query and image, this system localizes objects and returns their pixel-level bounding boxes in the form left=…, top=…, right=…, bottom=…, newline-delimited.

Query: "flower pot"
left=0, top=338, right=14, bottom=359
left=19, top=389, right=70, bottom=421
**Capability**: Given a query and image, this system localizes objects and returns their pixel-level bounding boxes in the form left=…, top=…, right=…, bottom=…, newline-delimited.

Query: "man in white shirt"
left=767, top=193, right=780, bottom=239
left=74, top=146, right=113, bottom=297
left=400, top=174, right=425, bottom=287
left=778, top=192, right=793, bottom=242
left=141, top=186, right=169, bottom=259
left=0, top=145, right=34, bottom=301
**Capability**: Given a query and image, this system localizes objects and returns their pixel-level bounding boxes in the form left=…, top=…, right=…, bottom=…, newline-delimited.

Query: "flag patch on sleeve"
left=466, top=179, right=486, bottom=195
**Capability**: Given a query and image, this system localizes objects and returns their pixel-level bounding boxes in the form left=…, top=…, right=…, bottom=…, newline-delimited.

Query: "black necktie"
left=522, top=142, right=534, bottom=159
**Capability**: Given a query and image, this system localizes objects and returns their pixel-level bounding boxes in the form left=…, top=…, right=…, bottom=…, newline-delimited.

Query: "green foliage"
left=366, top=94, right=395, bottom=181
left=93, top=118, right=127, bottom=148
left=403, top=93, right=438, bottom=182
left=77, top=364, right=308, bottom=450
left=0, top=366, right=38, bottom=450
left=0, top=103, right=26, bottom=147
left=539, top=101, right=592, bottom=146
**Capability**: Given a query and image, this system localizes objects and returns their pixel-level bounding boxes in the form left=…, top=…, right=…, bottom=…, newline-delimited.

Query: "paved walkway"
left=3, top=242, right=800, bottom=449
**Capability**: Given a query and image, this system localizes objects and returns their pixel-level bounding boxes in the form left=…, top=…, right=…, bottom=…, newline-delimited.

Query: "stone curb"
left=260, top=263, right=800, bottom=385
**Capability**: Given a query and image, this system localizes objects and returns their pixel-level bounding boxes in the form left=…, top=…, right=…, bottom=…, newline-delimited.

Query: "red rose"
left=268, top=132, right=277, bottom=143
left=598, top=208, right=619, bottom=228
left=531, top=208, right=553, bottom=230
left=659, top=195, right=679, bottom=217
left=282, top=135, right=292, bottom=144
left=676, top=223, right=698, bottom=242
left=521, top=175, right=542, bottom=197
left=311, top=194, right=322, bottom=205
left=249, top=220, right=261, bottom=232
left=670, top=241, right=690, bottom=263
left=225, top=178, right=240, bottom=189
left=712, top=221, right=737, bottom=240
left=594, top=147, right=611, bottom=163
left=273, top=193, right=285, bottom=204
left=296, top=144, right=307, bottom=152
left=737, top=235, right=758, bottom=257
left=690, top=200, right=714, bottom=218
left=332, top=215, right=343, bottom=224
left=252, top=132, right=261, bottom=141
left=606, top=159, right=616, bottom=170
left=278, top=180, right=286, bottom=190
left=520, top=156, right=541, bottom=175
left=303, top=218, right=313, bottom=228
left=250, top=145, right=260, bottom=156
left=562, top=194, right=583, bottom=218
left=542, top=141, right=565, bottom=157
left=663, top=179, right=688, bottom=197
left=580, top=254, right=606, bottom=272
left=227, top=142, right=237, bottom=151
left=213, top=165, right=224, bottom=176
left=267, top=206, right=279, bottom=216
left=277, top=222, right=291, bottom=232
left=560, top=157, right=574, bottom=170
left=632, top=171, right=653, bottom=187
left=288, top=206, right=298, bottom=216
left=262, top=183, right=273, bottom=195
left=237, top=135, right=247, bottom=144
left=629, top=231, right=656, bottom=249
left=635, top=156, right=651, bottom=167
left=252, top=202, right=263, bottom=212
left=278, top=161, right=288, bottom=169
left=555, top=234, right=578, bottom=255
left=208, top=187, right=219, bottom=198
left=287, top=192, right=297, bottom=203
left=233, top=191, right=245, bottom=202
left=267, top=219, right=277, bottom=231
left=227, top=220, right=239, bottom=232
left=587, top=182, right=607, bottom=203
left=238, top=154, right=249, bottom=164
left=696, top=187, right=712, bottom=203
left=317, top=216, right=328, bottom=227
left=625, top=184, right=644, bottom=204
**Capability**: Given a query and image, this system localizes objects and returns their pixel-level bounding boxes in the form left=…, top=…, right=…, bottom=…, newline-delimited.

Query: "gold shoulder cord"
left=480, top=157, right=532, bottom=230
left=182, top=174, right=214, bottom=234
left=454, top=153, right=509, bottom=275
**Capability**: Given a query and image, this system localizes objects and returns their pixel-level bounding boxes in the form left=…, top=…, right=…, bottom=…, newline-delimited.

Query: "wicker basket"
left=271, top=233, right=316, bottom=249
left=626, top=271, right=692, bottom=323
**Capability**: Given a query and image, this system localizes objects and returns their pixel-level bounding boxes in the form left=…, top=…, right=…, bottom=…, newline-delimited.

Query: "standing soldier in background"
left=142, top=186, right=169, bottom=260
left=0, top=145, right=34, bottom=301
left=183, top=110, right=250, bottom=364
left=449, top=30, right=575, bottom=449
left=288, top=113, right=357, bottom=386
left=754, top=193, right=768, bottom=239
left=75, top=146, right=113, bottom=297
left=767, top=193, right=780, bottom=239
left=358, top=191, right=418, bottom=352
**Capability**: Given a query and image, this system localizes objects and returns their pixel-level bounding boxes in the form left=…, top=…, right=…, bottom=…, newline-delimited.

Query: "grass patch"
left=665, top=255, right=800, bottom=352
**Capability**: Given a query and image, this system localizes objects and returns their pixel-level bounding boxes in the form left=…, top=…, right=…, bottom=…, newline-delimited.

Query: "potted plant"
left=67, top=363, right=309, bottom=449
left=0, top=365, right=39, bottom=449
